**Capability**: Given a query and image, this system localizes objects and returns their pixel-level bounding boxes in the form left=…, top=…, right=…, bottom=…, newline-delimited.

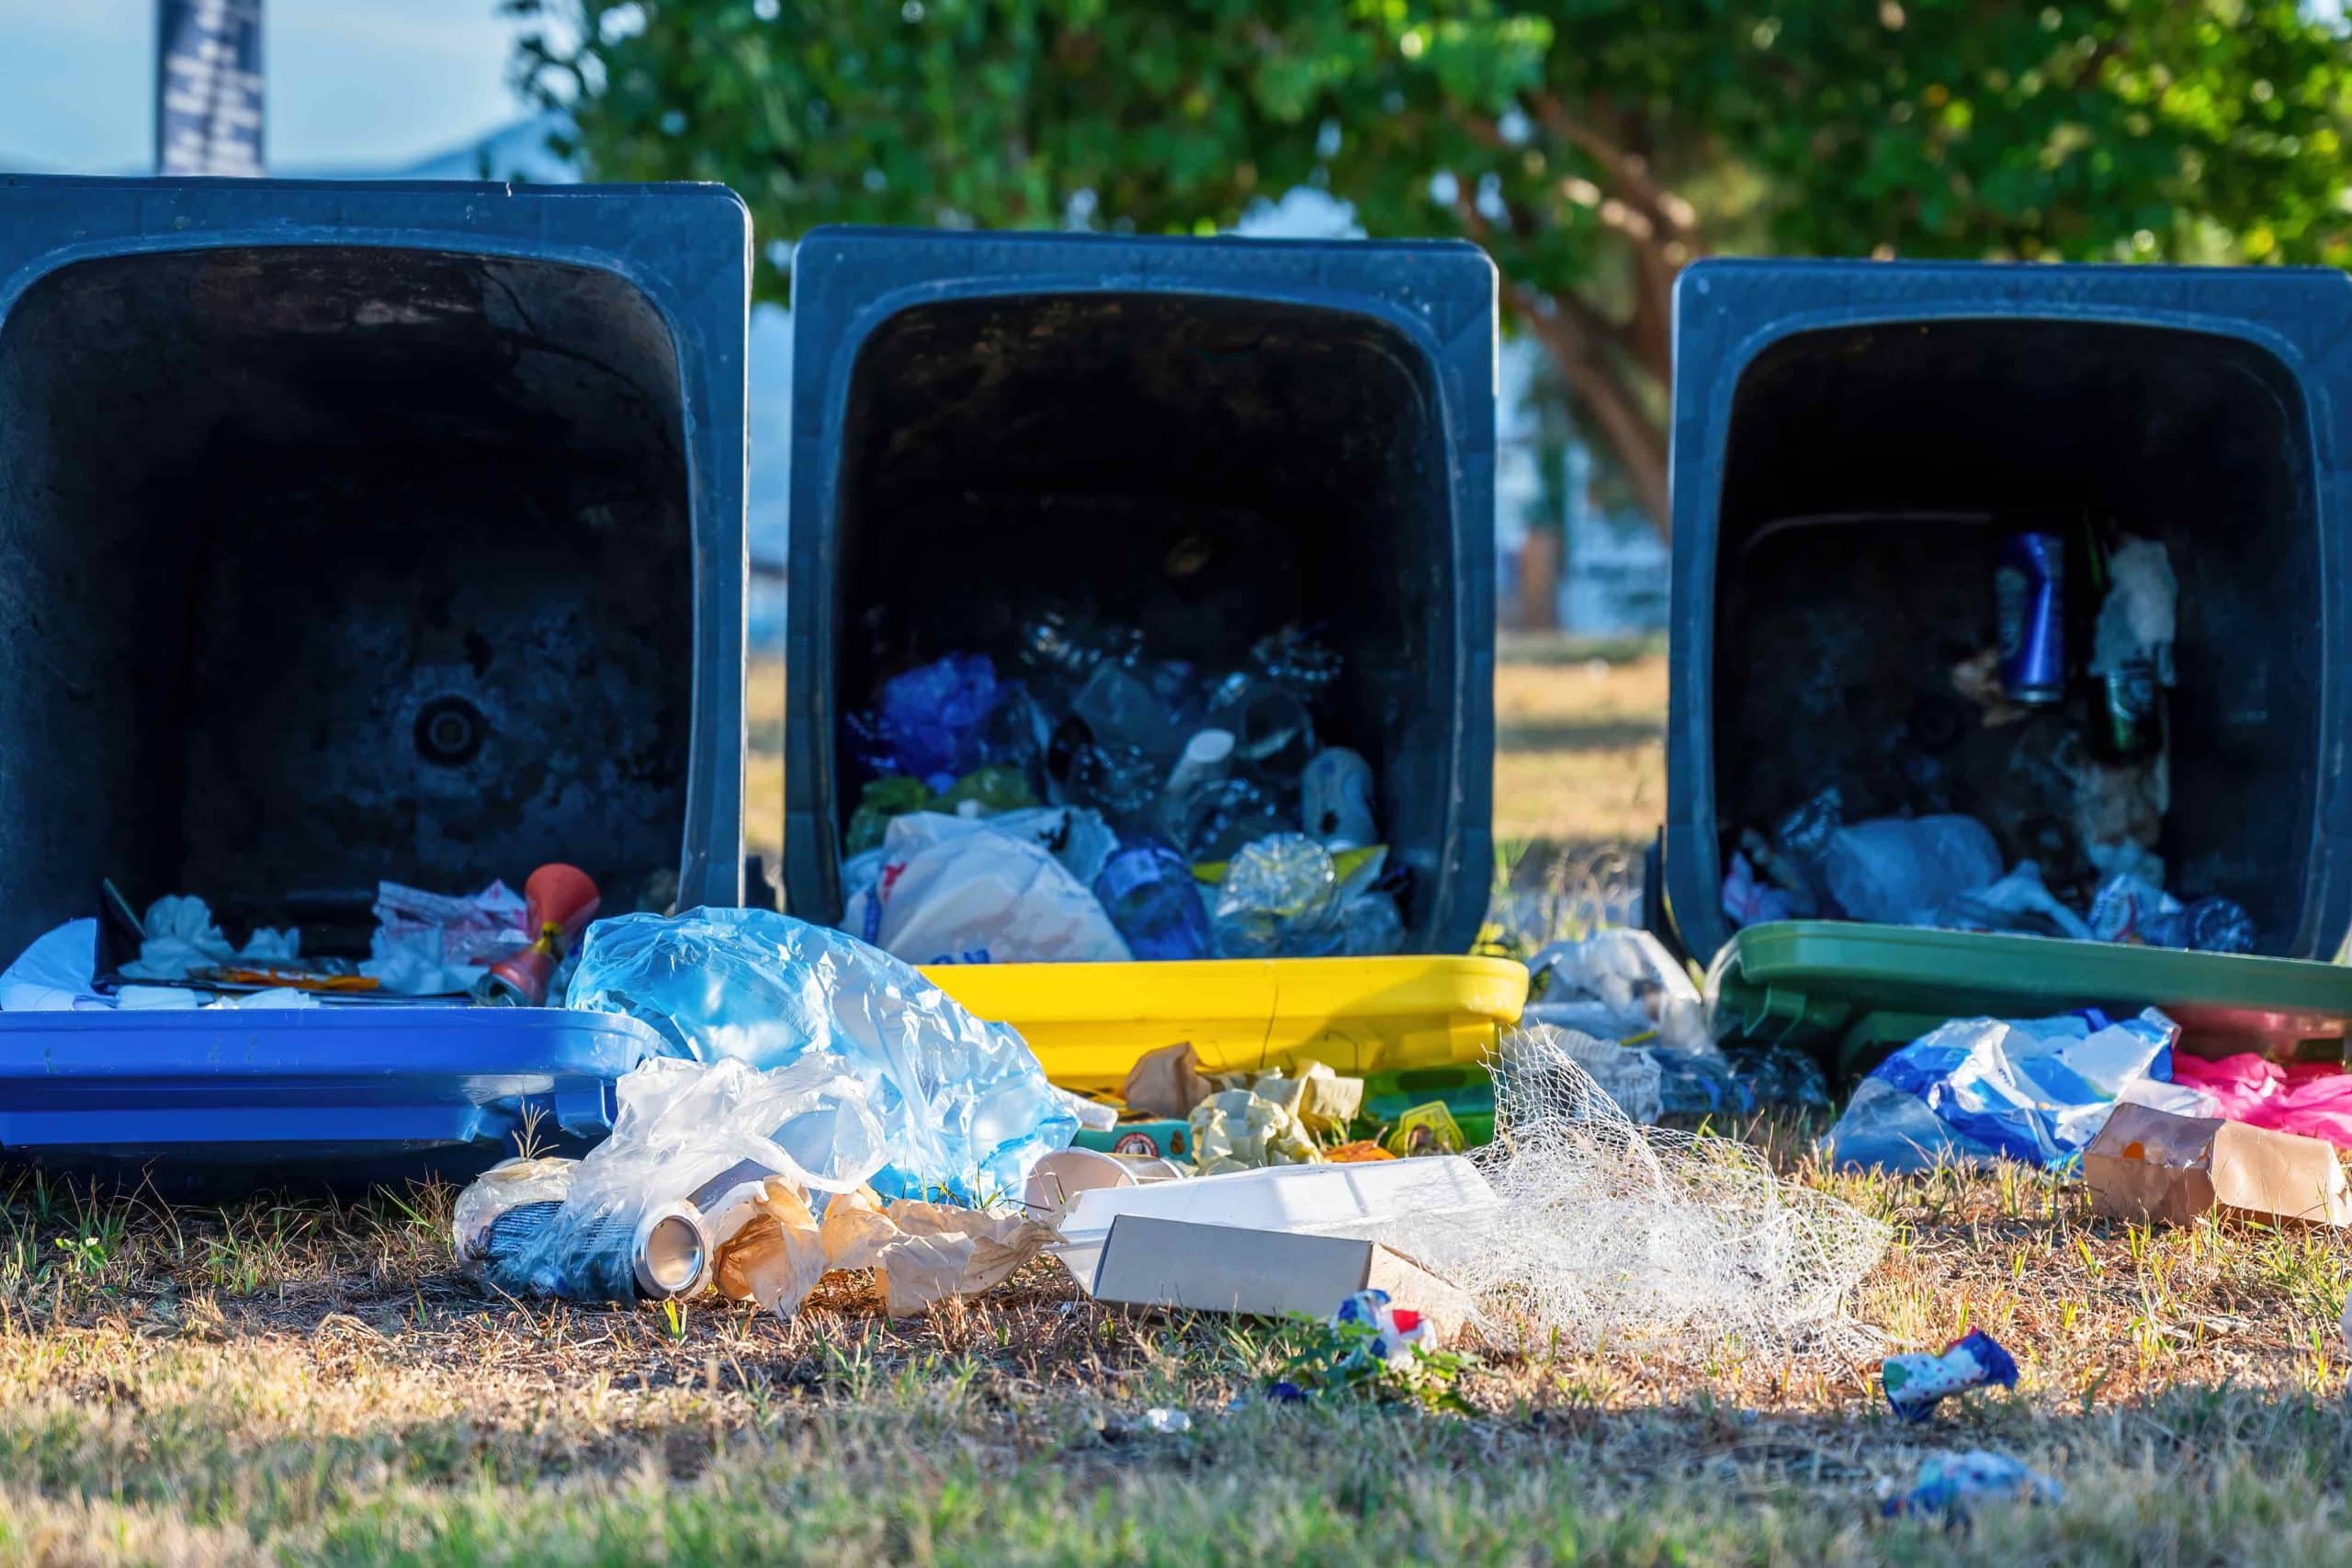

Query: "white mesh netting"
left=1374, top=1024, right=1891, bottom=1357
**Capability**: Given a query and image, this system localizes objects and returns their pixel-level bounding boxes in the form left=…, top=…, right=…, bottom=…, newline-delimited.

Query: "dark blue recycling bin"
left=0, top=175, right=752, bottom=967
left=1662, top=258, right=2352, bottom=964
left=783, top=227, right=1498, bottom=953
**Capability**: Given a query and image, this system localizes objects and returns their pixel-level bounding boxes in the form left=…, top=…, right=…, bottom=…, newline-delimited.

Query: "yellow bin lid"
left=921, top=955, right=1529, bottom=1093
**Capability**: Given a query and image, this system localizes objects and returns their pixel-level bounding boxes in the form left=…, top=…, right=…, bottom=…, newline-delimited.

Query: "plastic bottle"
left=1301, top=747, right=1377, bottom=849
left=1092, top=839, right=1214, bottom=961
left=1212, top=833, right=1341, bottom=957
left=1204, top=673, right=1315, bottom=781
left=1157, top=728, right=1235, bottom=846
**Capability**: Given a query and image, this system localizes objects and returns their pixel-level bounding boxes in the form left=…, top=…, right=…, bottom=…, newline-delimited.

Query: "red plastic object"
left=476, top=864, right=602, bottom=1007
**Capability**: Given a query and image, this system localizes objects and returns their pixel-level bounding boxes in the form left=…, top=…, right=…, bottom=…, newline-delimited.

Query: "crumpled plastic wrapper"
left=1523, top=929, right=1712, bottom=1055
left=566, top=908, right=1078, bottom=1203
left=1190, top=1087, right=1320, bottom=1175
left=455, top=1054, right=891, bottom=1302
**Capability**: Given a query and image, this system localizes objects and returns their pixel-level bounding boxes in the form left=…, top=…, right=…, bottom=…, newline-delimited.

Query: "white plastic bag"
left=850, top=812, right=1132, bottom=964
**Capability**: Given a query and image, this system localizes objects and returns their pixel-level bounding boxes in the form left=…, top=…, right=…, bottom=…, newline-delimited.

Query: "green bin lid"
left=1707, top=920, right=2352, bottom=1078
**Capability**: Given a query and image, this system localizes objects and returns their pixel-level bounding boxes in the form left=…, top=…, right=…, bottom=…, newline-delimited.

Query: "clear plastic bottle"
left=1301, top=746, right=1377, bottom=850
left=1092, top=838, right=1214, bottom=961
left=1212, top=833, right=1341, bottom=957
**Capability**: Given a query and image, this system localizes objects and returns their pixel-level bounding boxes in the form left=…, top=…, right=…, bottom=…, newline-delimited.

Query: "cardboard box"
left=1083, top=1215, right=1475, bottom=1344
left=2084, top=1102, right=2352, bottom=1228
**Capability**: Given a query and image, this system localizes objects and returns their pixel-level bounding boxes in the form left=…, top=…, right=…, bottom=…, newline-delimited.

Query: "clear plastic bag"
left=454, top=1054, right=890, bottom=1302
left=566, top=908, right=1079, bottom=1202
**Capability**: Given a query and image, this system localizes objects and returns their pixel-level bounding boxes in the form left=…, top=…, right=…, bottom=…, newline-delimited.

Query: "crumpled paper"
left=119, top=895, right=299, bottom=981
left=1121, top=1041, right=1215, bottom=1119
left=712, top=1180, right=1054, bottom=1316
left=1190, top=1088, right=1320, bottom=1175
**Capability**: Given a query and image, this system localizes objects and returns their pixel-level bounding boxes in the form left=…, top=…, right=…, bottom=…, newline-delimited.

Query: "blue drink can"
left=1994, top=531, right=2064, bottom=706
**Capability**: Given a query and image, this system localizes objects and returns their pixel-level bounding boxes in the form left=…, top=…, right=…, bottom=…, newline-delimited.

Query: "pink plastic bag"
left=2171, top=1054, right=2352, bottom=1148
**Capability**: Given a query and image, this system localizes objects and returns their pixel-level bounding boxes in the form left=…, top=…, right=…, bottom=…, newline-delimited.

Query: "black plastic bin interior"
left=0, top=244, right=695, bottom=961
left=786, top=229, right=1498, bottom=953
left=1665, top=259, right=2352, bottom=966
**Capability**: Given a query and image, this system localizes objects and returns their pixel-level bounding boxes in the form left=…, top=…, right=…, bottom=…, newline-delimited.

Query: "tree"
left=510, top=0, right=2352, bottom=536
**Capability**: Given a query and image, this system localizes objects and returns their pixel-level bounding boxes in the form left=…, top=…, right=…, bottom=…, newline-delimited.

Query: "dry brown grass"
left=0, top=1134, right=2343, bottom=1562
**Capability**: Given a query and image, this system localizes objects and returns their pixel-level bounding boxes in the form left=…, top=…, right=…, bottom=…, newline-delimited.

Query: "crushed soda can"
left=1881, top=1329, right=2018, bottom=1423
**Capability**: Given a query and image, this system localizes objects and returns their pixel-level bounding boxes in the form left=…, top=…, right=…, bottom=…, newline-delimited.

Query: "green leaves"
left=514, top=0, right=2352, bottom=525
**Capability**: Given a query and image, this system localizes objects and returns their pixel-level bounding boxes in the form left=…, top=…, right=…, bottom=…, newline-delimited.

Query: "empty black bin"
left=0, top=176, right=752, bottom=963
left=784, top=227, right=1498, bottom=953
left=1663, top=258, right=2352, bottom=965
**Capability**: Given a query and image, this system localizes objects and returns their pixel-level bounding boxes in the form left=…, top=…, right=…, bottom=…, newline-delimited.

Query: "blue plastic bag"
left=565, top=908, right=1076, bottom=1202
left=850, top=654, right=1002, bottom=792
left=1823, top=1009, right=2177, bottom=1172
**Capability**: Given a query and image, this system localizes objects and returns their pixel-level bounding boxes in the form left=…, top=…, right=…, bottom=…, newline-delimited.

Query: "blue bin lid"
left=0, top=1007, right=661, bottom=1174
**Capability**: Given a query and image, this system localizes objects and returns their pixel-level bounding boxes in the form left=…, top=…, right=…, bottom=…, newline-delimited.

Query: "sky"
left=0, top=0, right=536, bottom=174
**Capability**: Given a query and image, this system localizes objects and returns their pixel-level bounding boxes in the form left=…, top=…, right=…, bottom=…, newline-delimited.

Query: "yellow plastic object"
left=920, top=956, right=1529, bottom=1093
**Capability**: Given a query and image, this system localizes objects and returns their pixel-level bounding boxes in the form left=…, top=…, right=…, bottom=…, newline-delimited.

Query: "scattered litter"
left=844, top=811, right=1133, bottom=964
left=840, top=620, right=1411, bottom=961
left=1190, top=1088, right=1320, bottom=1174
left=1373, top=1025, right=1891, bottom=1354
left=1821, top=813, right=2006, bottom=928
left=1728, top=1043, right=1835, bottom=1113
left=2169, top=1054, right=2352, bottom=1148
left=848, top=652, right=1001, bottom=792
left=1523, top=929, right=1710, bottom=1054
left=1119, top=1041, right=1215, bottom=1120
left=360, top=880, right=530, bottom=996
left=565, top=908, right=1078, bottom=1201
left=0, top=919, right=106, bottom=1011
left=1054, top=1087, right=1119, bottom=1133
left=1821, top=1010, right=2177, bottom=1172
left=1882, top=1450, right=2063, bottom=1517
left=1881, top=1330, right=2019, bottom=1423
left=1268, top=1288, right=1476, bottom=1412
left=471, top=864, right=601, bottom=1006
left=1, top=919, right=322, bottom=1012
left=2083, top=1101, right=2352, bottom=1227
left=1381, top=1100, right=1467, bottom=1156
left=1329, top=1287, right=1431, bottom=1366
left=1554, top=1031, right=1666, bottom=1125
left=454, top=1057, right=1057, bottom=1314
left=119, top=895, right=299, bottom=982
left=1020, top=1146, right=1180, bottom=1220
left=1092, top=837, right=1213, bottom=960
left=1101, top=1406, right=1194, bottom=1440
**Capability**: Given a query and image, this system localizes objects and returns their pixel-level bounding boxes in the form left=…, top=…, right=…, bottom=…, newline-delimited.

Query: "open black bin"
left=784, top=227, right=1498, bottom=953
left=0, top=176, right=752, bottom=964
left=1663, top=258, right=2352, bottom=966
